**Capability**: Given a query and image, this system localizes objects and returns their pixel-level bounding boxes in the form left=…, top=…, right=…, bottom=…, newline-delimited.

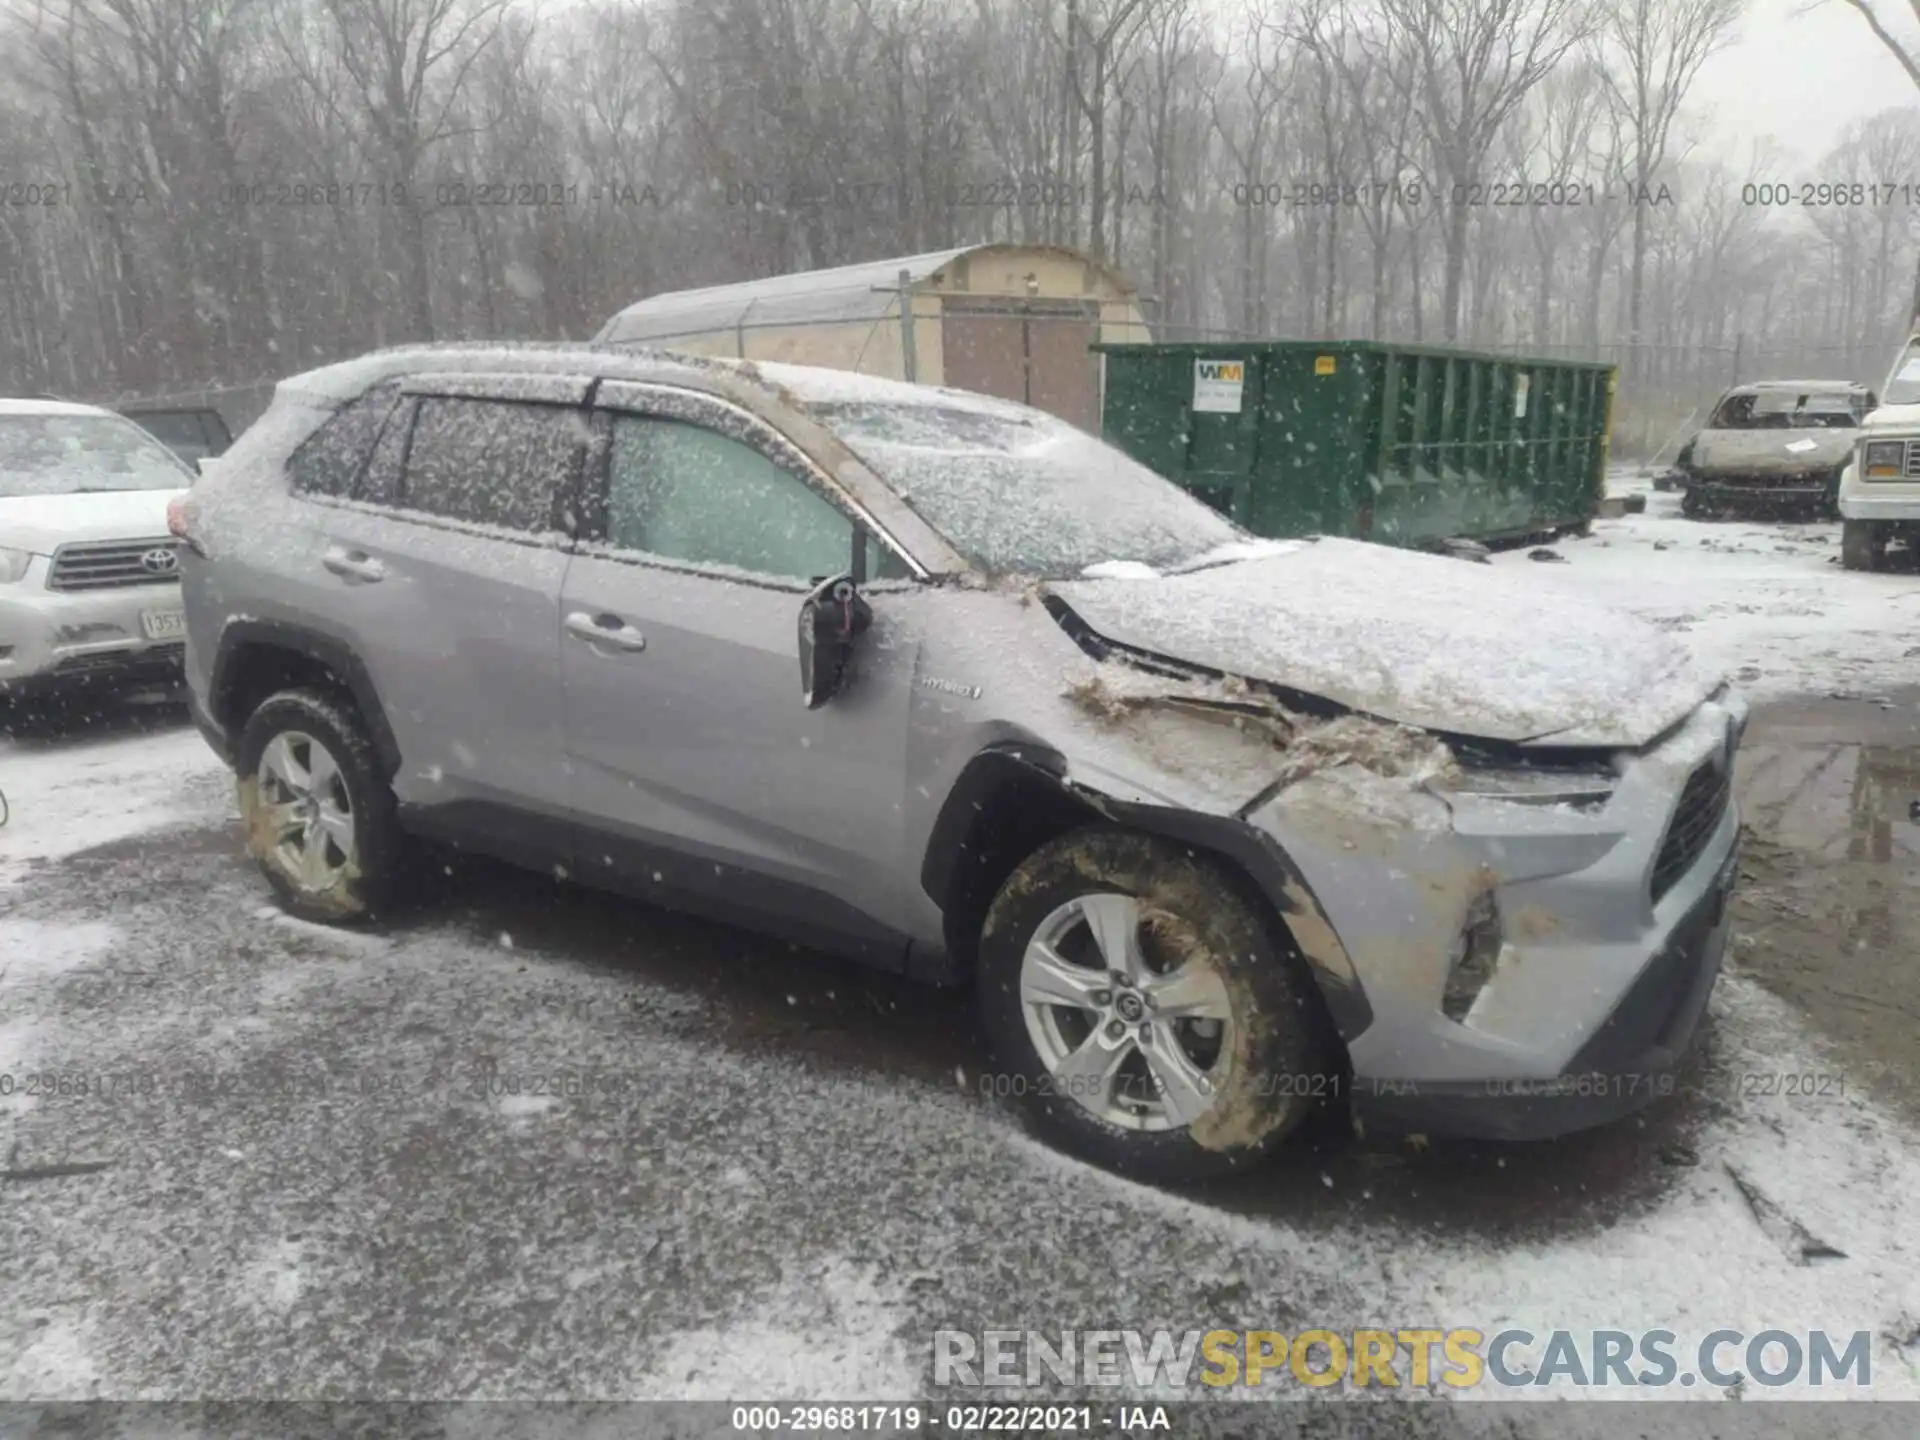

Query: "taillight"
left=167, top=495, right=206, bottom=557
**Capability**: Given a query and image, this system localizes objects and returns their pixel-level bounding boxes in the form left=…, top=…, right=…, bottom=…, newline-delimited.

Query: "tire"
left=976, top=826, right=1338, bottom=1184
left=1680, top=488, right=1712, bottom=520
left=234, top=687, right=407, bottom=924
left=1841, top=518, right=1886, bottom=572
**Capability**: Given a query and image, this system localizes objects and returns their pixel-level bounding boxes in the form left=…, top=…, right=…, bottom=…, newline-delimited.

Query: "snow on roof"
left=595, top=245, right=1136, bottom=346
left=0, top=397, right=114, bottom=418
left=595, top=248, right=976, bottom=345
left=1732, top=379, right=1869, bottom=393
left=742, top=359, right=1026, bottom=413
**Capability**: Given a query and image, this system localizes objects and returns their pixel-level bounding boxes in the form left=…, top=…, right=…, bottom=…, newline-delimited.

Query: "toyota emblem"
left=140, top=546, right=179, bottom=575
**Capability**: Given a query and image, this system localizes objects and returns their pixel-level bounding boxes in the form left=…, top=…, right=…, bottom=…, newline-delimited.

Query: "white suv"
left=1838, top=333, right=1920, bottom=570
left=0, top=398, right=196, bottom=698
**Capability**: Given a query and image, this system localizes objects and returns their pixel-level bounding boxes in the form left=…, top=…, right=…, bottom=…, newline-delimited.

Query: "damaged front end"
left=1047, top=637, right=1745, bottom=1144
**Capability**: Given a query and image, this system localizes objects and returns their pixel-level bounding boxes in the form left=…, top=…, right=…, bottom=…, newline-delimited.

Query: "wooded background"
left=3, top=0, right=1919, bottom=453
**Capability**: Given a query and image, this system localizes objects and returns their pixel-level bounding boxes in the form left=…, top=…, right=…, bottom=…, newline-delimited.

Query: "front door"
left=557, top=384, right=920, bottom=962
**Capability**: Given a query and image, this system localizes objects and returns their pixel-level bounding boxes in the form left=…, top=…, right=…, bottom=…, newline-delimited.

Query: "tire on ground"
left=234, top=686, right=407, bottom=924
left=1840, top=518, right=1885, bottom=572
left=976, top=825, right=1338, bottom=1184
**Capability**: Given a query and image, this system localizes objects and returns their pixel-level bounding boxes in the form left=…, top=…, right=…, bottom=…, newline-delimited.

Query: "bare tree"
left=277, top=0, right=509, bottom=339
left=1372, top=0, right=1592, bottom=339
left=1595, top=0, right=1739, bottom=395
left=1831, top=0, right=1920, bottom=321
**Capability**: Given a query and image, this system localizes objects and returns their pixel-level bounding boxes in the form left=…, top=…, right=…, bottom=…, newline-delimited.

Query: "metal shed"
left=593, top=245, right=1148, bottom=431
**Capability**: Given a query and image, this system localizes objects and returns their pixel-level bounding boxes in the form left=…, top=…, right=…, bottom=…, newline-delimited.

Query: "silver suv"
left=1, top=398, right=195, bottom=698
left=179, top=343, right=1747, bottom=1183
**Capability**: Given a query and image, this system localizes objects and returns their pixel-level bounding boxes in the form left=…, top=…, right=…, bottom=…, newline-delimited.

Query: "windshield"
left=0, top=413, right=193, bottom=497
left=1710, top=391, right=1863, bottom=429
left=803, top=399, right=1244, bottom=578
left=1884, top=343, right=1920, bottom=405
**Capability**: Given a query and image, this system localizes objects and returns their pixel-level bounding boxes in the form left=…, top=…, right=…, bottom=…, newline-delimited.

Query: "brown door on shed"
left=941, top=299, right=1100, bottom=430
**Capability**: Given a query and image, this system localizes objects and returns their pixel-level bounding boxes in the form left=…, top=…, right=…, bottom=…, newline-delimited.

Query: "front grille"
left=53, top=643, right=184, bottom=676
left=1904, top=441, right=1920, bottom=478
left=1650, top=761, right=1732, bottom=903
left=47, top=538, right=182, bottom=592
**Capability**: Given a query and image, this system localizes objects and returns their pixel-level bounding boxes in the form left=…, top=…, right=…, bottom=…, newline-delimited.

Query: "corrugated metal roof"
left=595, top=247, right=975, bottom=345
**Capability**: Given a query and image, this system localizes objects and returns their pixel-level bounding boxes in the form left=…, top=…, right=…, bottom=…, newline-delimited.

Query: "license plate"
left=140, top=609, right=187, bottom=641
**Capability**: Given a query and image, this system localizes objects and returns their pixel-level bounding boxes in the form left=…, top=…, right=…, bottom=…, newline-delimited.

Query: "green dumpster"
left=1093, top=340, right=1616, bottom=548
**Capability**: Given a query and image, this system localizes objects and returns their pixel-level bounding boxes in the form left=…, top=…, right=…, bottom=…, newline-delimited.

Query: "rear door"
left=299, top=373, right=587, bottom=816
left=557, top=381, right=922, bottom=961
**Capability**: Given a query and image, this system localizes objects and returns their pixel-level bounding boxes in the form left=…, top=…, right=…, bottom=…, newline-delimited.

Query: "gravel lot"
left=3, top=498, right=1918, bottom=1422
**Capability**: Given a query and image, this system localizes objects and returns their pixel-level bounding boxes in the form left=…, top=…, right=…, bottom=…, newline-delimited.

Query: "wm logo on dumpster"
left=1197, top=361, right=1243, bottom=383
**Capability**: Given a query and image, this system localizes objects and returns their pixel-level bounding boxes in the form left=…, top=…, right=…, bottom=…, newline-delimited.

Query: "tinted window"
left=358, top=398, right=414, bottom=505
left=403, top=397, right=582, bottom=531
left=605, top=415, right=853, bottom=581
left=288, top=384, right=402, bottom=497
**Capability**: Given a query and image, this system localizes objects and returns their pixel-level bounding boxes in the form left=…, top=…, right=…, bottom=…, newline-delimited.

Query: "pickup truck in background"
left=1837, top=335, right=1920, bottom=570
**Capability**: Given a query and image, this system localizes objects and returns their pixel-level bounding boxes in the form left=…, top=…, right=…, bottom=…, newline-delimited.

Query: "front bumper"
left=1245, top=695, right=1746, bottom=1142
left=0, top=567, right=188, bottom=695
left=1351, top=838, right=1735, bottom=1140
left=1838, top=474, right=1920, bottom=523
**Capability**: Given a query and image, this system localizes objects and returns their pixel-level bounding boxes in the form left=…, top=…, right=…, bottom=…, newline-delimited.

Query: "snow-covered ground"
left=2, top=511, right=1916, bottom=1412
left=1487, top=470, right=1920, bottom=703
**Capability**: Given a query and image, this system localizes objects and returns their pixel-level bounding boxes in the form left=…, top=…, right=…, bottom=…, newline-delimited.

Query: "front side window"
left=402, top=396, right=582, bottom=531
left=604, top=414, right=854, bottom=582
left=0, top=413, right=193, bottom=497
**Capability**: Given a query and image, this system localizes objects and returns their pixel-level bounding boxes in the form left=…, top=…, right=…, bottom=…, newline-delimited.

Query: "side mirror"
left=798, top=574, right=873, bottom=709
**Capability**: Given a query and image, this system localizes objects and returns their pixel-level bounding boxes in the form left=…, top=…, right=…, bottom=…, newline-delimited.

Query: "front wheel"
left=1841, top=518, right=1887, bottom=572
left=976, top=827, right=1339, bottom=1184
left=235, top=687, right=408, bottom=924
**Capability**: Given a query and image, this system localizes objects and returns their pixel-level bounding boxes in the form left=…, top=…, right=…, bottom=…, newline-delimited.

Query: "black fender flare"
left=208, top=619, right=404, bottom=780
left=919, top=745, right=1374, bottom=1043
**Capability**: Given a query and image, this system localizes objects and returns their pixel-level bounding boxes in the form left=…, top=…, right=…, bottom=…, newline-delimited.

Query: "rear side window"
left=288, top=383, right=402, bottom=497
left=402, top=397, right=583, bottom=532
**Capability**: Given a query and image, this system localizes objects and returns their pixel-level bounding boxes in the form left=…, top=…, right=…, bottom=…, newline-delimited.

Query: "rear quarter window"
left=287, top=383, right=403, bottom=497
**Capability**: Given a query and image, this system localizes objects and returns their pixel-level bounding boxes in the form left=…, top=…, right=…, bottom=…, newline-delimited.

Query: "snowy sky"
left=1692, top=0, right=1919, bottom=163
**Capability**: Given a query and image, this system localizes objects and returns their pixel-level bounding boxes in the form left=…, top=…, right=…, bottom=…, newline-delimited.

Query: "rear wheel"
left=235, top=688, right=407, bottom=924
left=1841, top=519, right=1887, bottom=572
left=976, top=826, right=1338, bottom=1184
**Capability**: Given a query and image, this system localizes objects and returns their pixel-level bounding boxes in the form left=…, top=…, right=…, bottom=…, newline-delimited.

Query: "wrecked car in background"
left=177, top=344, right=1747, bottom=1184
left=1837, top=333, right=1920, bottom=571
left=1679, top=380, right=1873, bottom=519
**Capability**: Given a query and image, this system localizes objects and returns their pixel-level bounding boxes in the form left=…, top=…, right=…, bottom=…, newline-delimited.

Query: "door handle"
left=564, top=610, right=647, bottom=652
left=322, top=546, right=386, bottom=582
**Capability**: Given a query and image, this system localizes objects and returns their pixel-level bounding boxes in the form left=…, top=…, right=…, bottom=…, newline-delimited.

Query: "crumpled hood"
left=1046, top=538, right=1724, bottom=746
left=0, top=488, right=183, bottom=552
left=1691, top=427, right=1855, bottom=475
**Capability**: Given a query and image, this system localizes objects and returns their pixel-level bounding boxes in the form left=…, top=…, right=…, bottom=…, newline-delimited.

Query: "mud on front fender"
left=918, top=746, right=1373, bottom=1043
